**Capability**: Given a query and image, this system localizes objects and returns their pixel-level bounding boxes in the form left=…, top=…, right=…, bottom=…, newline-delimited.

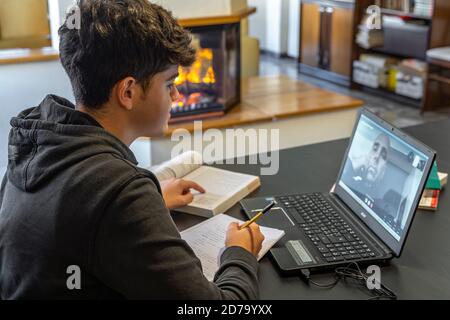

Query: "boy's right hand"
left=225, top=222, right=265, bottom=257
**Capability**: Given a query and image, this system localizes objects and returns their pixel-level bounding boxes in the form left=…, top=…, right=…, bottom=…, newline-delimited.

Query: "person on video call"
left=345, top=133, right=391, bottom=190
left=342, top=133, right=403, bottom=228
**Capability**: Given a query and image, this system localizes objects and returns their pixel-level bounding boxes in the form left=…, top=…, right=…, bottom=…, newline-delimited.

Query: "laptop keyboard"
left=276, top=193, right=377, bottom=263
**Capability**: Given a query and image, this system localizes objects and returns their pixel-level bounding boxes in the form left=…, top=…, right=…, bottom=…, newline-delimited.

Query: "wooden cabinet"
left=0, top=0, right=52, bottom=49
left=330, top=7, right=354, bottom=77
left=299, top=1, right=354, bottom=86
left=301, top=3, right=321, bottom=68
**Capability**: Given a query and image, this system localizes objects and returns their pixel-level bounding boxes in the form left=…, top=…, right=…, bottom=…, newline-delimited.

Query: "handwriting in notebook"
left=181, top=214, right=285, bottom=281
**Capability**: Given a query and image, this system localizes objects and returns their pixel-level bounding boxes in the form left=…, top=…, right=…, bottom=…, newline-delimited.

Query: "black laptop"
left=240, top=109, right=436, bottom=275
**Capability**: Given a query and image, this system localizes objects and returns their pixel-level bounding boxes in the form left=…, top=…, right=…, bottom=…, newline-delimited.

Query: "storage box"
left=391, top=67, right=424, bottom=99
left=377, top=18, right=430, bottom=60
left=353, top=60, right=386, bottom=89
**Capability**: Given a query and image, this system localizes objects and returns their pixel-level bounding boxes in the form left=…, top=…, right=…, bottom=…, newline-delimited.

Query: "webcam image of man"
left=340, top=117, right=427, bottom=240
left=344, top=133, right=390, bottom=194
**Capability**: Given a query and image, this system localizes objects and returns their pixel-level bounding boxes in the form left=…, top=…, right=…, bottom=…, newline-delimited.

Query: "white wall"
left=288, top=0, right=300, bottom=58
left=248, top=0, right=267, bottom=49
left=153, top=0, right=247, bottom=18
left=58, top=0, right=74, bottom=21
left=265, top=0, right=282, bottom=53
left=48, top=0, right=76, bottom=50
left=248, top=0, right=299, bottom=57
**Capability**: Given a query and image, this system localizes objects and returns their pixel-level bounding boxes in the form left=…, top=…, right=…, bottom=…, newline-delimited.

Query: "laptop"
left=240, top=109, right=436, bottom=275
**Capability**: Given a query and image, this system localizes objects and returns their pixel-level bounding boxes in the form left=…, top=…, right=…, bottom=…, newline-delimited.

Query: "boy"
left=0, top=0, right=264, bottom=299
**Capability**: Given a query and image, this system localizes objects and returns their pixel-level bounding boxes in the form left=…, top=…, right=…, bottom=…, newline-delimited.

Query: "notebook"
left=180, top=214, right=285, bottom=281
left=151, top=151, right=261, bottom=217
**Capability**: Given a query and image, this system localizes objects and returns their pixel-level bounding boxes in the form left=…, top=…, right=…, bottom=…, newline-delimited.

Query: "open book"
left=181, top=214, right=285, bottom=281
left=151, top=151, right=261, bottom=217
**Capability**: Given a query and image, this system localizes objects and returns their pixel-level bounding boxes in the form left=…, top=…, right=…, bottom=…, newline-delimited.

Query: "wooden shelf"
left=428, top=57, right=450, bottom=69
left=0, top=47, right=59, bottom=65
left=177, top=7, right=256, bottom=27
left=358, top=84, right=422, bottom=108
left=380, top=8, right=432, bottom=21
left=428, top=73, right=450, bottom=86
left=363, top=48, right=425, bottom=62
left=160, top=76, right=364, bottom=137
left=0, top=7, right=257, bottom=65
left=351, top=0, right=450, bottom=112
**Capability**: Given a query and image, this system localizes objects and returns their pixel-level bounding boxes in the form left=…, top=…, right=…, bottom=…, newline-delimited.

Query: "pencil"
left=240, top=201, right=276, bottom=230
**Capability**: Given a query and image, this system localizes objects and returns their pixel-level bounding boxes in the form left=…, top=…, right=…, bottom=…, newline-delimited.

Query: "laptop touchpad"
left=250, top=207, right=295, bottom=230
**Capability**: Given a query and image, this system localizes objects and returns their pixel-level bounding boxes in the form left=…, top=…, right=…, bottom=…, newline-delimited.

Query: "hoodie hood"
left=7, top=95, right=137, bottom=192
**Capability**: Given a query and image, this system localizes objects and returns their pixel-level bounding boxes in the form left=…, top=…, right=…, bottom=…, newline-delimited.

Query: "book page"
left=183, top=166, right=257, bottom=210
left=181, top=214, right=285, bottom=281
left=150, top=151, right=203, bottom=181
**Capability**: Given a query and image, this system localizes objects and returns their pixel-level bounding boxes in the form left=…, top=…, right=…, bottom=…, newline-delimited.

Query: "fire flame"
left=174, top=48, right=216, bottom=86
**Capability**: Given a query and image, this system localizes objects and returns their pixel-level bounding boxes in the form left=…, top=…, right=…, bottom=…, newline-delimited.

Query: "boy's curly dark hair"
left=59, top=0, right=196, bottom=109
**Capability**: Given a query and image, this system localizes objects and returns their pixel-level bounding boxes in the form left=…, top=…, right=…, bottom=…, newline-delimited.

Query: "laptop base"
left=240, top=193, right=393, bottom=276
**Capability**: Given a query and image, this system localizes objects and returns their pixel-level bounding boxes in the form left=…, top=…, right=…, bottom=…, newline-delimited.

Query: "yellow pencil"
left=240, top=201, right=276, bottom=230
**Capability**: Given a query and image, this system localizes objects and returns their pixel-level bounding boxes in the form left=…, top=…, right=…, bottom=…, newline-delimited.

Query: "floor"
left=259, top=53, right=449, bottom=128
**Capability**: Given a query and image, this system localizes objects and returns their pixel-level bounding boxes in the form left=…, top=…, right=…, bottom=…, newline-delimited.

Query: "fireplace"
left=169, top=23, right=241, bottom=123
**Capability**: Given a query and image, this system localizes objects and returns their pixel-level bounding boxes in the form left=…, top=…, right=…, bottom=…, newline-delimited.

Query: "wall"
left=288, top=0, right=301, bottom=58
left=153, top=0, right=247, bottom=18
left=248, top=0, right=267, bottom=49
left=48, top=0, right=75, bottom=49
left=248, top=0, right=300, bottom=57
left=265, top=0, right=282, bottom=54
left=58, top=0, right=74, bottom=18
left=280, top=0, right=290, bottom=54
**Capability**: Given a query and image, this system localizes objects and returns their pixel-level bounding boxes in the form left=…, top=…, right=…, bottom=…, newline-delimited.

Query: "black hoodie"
left=0, top=95, right=259, bottom=300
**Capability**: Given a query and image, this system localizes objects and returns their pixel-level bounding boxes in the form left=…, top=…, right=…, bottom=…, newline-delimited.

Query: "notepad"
left=181, top=214, right=285, bottom=281
left=151, top=151, right=261, bottom=217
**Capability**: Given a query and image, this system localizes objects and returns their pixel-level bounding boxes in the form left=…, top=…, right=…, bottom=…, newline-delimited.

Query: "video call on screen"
left=339, top=115, right=428, bottom=241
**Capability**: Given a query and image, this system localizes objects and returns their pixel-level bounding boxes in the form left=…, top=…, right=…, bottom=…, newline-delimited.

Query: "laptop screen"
left=335, top=111, right=435, bottom=256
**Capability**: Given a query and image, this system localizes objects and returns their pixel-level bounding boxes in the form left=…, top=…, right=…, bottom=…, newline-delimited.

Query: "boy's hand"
left=226, top=222, right=265, bottom=257
left=161, top=178, right=205, bottom=210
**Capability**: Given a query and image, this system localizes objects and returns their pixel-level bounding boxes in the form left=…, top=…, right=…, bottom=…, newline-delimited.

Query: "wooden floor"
left=163, top=75, right=364, bottom=137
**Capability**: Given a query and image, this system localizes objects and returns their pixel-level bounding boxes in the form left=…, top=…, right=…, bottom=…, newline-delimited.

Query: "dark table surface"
left=173, top=119, right=450, bottom=300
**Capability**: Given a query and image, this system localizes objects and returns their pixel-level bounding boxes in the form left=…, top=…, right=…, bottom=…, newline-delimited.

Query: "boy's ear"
left=115, top=77, right=138, bottom=111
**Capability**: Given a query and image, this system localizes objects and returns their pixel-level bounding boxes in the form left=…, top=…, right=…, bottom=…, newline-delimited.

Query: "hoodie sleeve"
left=91, top=175, right=259, bottom=300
